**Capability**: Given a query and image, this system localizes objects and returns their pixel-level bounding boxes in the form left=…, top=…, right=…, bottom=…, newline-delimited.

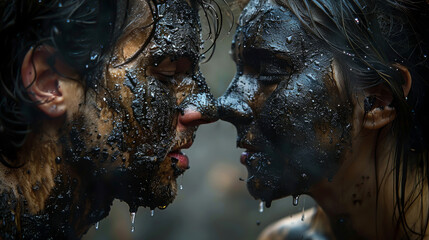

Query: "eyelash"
left=156, top=74, right=178, bottom=86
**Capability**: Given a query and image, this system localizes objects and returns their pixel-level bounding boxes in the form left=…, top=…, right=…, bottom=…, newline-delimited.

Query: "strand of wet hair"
left=114, top=0, right=160, bottom=68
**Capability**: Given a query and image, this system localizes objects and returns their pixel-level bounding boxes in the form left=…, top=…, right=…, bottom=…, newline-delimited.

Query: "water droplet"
left=354, top=17, right=360, bottom=24
left=259, top=201, right=264, bottom=213
left=58, top=2, right=63, bottom=7
left=130, top=212, right=136, bottom=233
left=55, top=156, right=62, bottom=164
left=286, top=36, right=293, bottom=44
left=151, top=210, right=155, bottom=217
left=301, top=196, right=306, bottom=221
left=90, top=52, right=98, bottom=61
left=292, top=195, right=300, bottom=206
left=179, top=175, right=184, bottom=190
left=95, top=221, right=99, bottom=230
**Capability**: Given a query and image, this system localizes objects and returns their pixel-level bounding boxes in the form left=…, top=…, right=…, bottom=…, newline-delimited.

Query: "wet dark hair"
left=275, top=0, right=429, bottom=238
left=0, top=0, right=223, bottom=168
left=0, top=0, right=119, bottom=167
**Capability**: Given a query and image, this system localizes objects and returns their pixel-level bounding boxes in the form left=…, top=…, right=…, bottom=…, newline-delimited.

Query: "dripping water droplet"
left=95, top=221, right=99, bottom=230
left=151, top=210, right=154, bottom=217
left=179, top=175, right=184, bottom=190
left=259, top=201, right=264, bottom=213
left=130, top=212, right=136, bottom=233
left=301, top=196, right=306, bottom=221
left=293, top=195, right=300, bottom=206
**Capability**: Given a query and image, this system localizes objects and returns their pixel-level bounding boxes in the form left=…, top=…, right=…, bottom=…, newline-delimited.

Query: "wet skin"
left=104, top=0, right=217, bottom=210
left=0, top=0, right=217, bottom=239
left=218, top=0, right=352, bottom=206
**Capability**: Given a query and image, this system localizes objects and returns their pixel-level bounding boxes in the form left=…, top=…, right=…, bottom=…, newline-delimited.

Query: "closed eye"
left=148, top=57, right=193, bottom=83
left=240, top=48, right=293, bottom=83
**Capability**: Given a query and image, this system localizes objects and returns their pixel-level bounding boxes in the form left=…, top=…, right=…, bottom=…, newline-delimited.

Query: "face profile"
left=219, top=0, right=352, bottom=205
left=219, top=0, right=429, bottom=239
left=0, top=0, right=218, bottom=238
left=94, top=0, right=218, bottom=210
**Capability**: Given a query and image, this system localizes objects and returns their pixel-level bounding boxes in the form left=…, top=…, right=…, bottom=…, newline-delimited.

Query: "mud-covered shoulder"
left=258, top=207, right=335, bottom=240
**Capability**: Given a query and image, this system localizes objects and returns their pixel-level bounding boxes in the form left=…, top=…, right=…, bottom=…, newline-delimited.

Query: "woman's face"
left=219, top=0, right=352, bottom=205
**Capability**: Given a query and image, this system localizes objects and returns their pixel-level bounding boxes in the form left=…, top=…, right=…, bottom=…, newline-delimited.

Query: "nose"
left=177, top=92, right=218, bottom=132
left=217, top=82, right=253, bottom=126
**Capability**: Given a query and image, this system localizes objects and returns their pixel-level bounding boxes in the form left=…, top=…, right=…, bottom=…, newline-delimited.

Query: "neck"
left=310, top=126, right=397, bottom=240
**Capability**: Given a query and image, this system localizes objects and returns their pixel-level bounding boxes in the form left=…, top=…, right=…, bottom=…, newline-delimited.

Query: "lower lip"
left=168, top=151, right=189, bottom=170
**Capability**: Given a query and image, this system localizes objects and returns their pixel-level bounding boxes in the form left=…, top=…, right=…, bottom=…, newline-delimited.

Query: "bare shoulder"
left=258, top=207, right=335, bottom=240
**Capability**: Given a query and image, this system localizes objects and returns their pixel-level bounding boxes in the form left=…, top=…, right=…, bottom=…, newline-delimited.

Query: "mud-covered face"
left=63, top=0, right=217, bottom=211
left=218, top=0, right=352, bottom=205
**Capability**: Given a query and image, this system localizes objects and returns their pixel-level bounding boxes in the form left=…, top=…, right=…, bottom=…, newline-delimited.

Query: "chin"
left=116, top=152, right=188, bottom=211
left=242, top=151, right=308, bottom=206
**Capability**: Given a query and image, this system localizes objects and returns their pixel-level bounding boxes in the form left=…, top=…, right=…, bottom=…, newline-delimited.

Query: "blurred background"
left=84, top=8, right=314, bottom=240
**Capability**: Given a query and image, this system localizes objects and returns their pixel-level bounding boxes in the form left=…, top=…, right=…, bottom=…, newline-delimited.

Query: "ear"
left=21, top=45, right=68, bottom=117
left=363, top=64, right=412, bottom=130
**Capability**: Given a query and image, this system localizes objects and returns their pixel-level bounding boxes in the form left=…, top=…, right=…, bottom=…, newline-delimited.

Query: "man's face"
left=66, top=0, right=217, bottom=210
left=218, top=0, right=352, bottom=206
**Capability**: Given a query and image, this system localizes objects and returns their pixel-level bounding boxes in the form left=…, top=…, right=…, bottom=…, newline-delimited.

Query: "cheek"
left=131, top=77, right=176, bottom=136
left=260, top=71, right=352, bottom=143
left=259, top=77, right=353, bottom=175
left=105, top=66, right=177, bottom=157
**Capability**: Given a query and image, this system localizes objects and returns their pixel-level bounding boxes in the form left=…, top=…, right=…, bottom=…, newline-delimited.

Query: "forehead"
left=124, top=0, right=197, bottom=27
left=112, top=0, right=202, bottom=64
left=235, top=0, right=323, bottom=61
